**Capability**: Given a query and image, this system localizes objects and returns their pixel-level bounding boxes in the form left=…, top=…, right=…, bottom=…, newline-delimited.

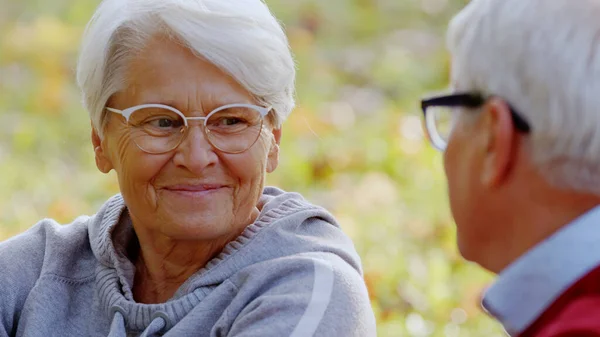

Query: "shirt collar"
left=482, top=205, right=600, bottom=336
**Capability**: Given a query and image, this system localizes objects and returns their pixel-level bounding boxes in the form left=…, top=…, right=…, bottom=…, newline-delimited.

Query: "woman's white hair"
left=447, top=0, right=600, bottom=194
left=77, top=0, right=295, bottom=137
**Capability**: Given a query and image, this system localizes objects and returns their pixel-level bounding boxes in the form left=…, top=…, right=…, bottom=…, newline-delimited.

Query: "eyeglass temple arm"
left=421, top=94, right=531, bottom=133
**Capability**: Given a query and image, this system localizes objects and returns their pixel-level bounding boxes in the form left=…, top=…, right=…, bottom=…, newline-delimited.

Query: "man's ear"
left=91, top=123, right=113, bottom=174
left=266, top=128, right=281, bottom=173
left=480, top=98, right=517, bottom=187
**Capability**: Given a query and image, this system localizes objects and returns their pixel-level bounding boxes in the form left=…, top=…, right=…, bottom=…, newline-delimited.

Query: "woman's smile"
left=160, top=183, right=230, bottom=199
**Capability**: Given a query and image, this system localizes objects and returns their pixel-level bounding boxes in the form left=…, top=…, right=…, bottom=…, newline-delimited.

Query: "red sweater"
left=520, top=265, right=600, bottom=337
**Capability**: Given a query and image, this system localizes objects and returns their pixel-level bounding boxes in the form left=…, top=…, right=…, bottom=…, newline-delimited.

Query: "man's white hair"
left=447, top=0, right=600, bottom=194
left=77, top=0, right=295, bottom=137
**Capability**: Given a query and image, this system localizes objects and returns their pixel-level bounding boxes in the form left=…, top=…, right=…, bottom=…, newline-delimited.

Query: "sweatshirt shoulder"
left=0, top=216, right=95, bottom=284
left=257, top=187, right=363, bottom=274
left=228, top=254, right=376, bottom=337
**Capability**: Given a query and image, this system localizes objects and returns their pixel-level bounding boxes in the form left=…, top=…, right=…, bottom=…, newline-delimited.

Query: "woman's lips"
left=164, top=184, right=225, bottom=191
left=162, top=184, right=228, bottom=197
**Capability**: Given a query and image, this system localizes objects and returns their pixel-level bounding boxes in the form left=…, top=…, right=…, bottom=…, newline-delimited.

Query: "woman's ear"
left=266, top=128, right=281, bottom=173
left=91, top=123, right=113, bottom=174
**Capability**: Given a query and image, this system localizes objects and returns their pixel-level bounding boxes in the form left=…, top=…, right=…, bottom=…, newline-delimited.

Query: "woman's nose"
left=172, top=125, right=218, bottom=173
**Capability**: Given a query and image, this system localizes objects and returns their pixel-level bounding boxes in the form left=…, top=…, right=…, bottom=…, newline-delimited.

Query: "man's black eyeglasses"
left=420, top=93, right=531, bottom=151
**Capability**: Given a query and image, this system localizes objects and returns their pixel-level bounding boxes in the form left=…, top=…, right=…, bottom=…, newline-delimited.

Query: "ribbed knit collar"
left=88, top=189, right=315, bottom=333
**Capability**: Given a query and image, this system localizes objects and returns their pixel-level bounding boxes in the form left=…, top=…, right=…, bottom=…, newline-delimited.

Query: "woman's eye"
left=221, top=118, right=242, bottom=126
left=158, top=119, right=173, bottom=127
left=148, top=118, right=181, bottom=128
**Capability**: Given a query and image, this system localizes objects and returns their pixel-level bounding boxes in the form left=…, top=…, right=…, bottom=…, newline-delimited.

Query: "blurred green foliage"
left=0, top=0, right=504, bottom=335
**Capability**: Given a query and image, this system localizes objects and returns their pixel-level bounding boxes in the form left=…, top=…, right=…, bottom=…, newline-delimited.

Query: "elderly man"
left=421, top=0, right=600, bottom=336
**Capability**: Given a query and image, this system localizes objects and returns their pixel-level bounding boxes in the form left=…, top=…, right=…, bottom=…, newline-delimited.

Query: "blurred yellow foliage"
left=0, top=0, right=503, bottom=336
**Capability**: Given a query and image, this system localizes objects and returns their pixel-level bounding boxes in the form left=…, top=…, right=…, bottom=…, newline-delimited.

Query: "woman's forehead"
left=117, top=38, right=256, bottom=109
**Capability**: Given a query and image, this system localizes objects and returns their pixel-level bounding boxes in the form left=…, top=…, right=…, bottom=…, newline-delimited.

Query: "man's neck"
left=483, top=192, right=600, bottom=274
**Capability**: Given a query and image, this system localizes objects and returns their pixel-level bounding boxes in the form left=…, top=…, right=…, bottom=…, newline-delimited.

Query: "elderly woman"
left=0, top=0, right=376, bottom=336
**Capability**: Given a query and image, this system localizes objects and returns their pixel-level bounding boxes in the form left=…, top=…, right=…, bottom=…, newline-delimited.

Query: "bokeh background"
left=0, top=0, right=504, bottom=335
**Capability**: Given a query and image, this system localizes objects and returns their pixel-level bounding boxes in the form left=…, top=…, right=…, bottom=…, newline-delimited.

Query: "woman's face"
left=93, top=36, right=281, bottom=242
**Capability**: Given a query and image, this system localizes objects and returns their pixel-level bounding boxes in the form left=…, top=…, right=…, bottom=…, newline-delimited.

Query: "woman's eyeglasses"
left=106, top=103, right=271, bottom=154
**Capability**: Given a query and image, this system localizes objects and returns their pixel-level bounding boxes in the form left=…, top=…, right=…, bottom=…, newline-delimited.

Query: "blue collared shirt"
left=482, top=205, right=600, bottom=336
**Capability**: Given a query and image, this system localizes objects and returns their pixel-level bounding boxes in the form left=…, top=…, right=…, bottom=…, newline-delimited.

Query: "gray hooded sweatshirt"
left=0, top=187, right=376, bottom=336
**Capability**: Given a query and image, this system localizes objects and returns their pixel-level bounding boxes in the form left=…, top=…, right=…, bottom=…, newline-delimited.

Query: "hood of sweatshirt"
left=87, top=186, right=363, bottom=336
